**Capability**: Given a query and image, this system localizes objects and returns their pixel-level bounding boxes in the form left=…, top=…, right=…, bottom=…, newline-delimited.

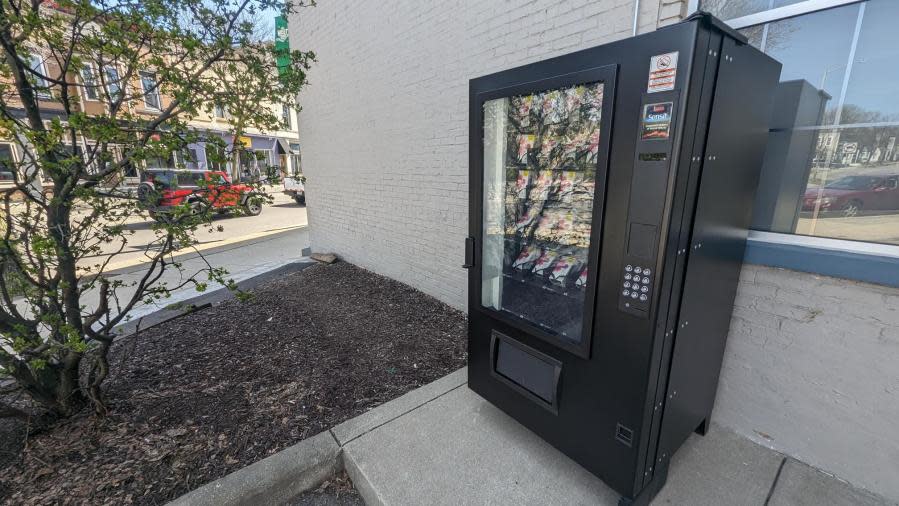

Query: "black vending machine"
left=464, top=12, right=781, bottom=506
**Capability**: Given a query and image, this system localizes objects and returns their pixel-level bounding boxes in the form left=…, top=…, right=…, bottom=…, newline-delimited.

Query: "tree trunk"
left=11, top=352, right=87, bottom=418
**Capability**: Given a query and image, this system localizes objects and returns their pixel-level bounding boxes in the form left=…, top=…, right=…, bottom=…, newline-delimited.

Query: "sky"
left=257, top=4, right=283, bottom=41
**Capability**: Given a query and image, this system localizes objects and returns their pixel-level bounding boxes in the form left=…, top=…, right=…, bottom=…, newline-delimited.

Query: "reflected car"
left=802, top=175, right=899, bottom=217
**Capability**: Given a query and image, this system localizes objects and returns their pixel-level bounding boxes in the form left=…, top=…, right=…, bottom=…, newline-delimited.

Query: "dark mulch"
left=0, top=262, right=467, bottom=505
left=287, top=470, right=364, bottom=506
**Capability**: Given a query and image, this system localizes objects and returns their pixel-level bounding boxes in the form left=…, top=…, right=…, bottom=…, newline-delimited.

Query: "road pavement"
left=76, top=188, right=311, bottom=329
left=78, top=186, right=307, bottom=271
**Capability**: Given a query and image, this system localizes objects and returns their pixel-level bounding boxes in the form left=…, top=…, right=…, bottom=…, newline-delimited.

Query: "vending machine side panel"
left=657, top=36, right=782, bottom=462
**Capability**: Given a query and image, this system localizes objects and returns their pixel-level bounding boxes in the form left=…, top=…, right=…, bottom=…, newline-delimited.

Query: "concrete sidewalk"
left=335, top=369, right=892, bottom=506
left=91, top=226, right=310, bottom=325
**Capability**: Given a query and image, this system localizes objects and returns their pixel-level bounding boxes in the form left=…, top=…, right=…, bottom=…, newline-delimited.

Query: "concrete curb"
left=167, top=430, right=341, bottom=506
left=165, top=368, right=467, bottom=505
left=103, top=225, right=307, bottom=276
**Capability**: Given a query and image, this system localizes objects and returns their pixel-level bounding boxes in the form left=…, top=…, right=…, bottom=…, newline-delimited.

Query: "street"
left=80, top=188, right=311, bottom=325
left=77, top=187, right=308, bottom=272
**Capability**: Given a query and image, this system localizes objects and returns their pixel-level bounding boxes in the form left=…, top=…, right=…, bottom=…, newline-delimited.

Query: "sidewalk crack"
left=339, top=381, right=468, bottom=448
left=764, top=457, right=788, bottom=506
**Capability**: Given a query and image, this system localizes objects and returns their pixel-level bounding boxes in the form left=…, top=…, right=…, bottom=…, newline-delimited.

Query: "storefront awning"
left=276, top=138, right=296, bottom=155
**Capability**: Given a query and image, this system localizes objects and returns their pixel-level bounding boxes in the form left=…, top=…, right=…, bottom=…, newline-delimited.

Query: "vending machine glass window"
left=481, top=82, right=604, bottom=344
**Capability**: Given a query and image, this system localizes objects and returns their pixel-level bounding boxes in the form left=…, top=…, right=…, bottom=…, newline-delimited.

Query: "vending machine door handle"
left=463, top=236, right=475, bottom=269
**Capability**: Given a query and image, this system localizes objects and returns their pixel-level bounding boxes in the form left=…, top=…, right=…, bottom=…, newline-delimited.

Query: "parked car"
left=802, top=174, right=899, bottom=217
left=283, top=174, right=305, bottom=205
left=137, top=169, right=262, bottom=221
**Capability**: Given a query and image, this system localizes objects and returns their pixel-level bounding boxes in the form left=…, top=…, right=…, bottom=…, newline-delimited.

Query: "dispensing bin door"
left=474, top=65, right=616, bottom=358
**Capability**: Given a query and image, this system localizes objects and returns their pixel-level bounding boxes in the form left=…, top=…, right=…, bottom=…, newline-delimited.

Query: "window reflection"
left=736, top=0, right=899, bottom=246
left=701, top=0, right=771, bottom=20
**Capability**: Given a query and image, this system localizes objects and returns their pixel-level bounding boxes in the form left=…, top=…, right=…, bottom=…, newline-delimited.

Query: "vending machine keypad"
left=620, top=263, right=652, bottom=312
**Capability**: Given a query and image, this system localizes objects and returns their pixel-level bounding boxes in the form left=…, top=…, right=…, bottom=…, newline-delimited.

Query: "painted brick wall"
left=714, top=264, right=899, bottom=501
left=289, top=0, right=686, bottom=308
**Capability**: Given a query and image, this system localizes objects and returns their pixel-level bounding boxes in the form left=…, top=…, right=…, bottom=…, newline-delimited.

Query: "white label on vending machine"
left=647, top=51, right=678, bottom=93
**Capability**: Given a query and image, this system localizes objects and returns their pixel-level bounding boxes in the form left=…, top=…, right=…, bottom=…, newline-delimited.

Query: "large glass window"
left=80, top=64, right=99, bottom=100
left=481, top=82, right=604, bottom=343
left=104, top=66, right=122, bottom=101
left=702, top=0, right=899, bottom=246
left=702, top=0, right=815, bottom=20
left=28, top=54, right=51, bottom=99
left=139, top=71, right=161, bottom=110
left=0, top=144, right=16, bottom=182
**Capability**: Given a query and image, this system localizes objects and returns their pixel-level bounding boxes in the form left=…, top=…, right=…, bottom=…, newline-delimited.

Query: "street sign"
left=275, top=16, right=290, bottom=80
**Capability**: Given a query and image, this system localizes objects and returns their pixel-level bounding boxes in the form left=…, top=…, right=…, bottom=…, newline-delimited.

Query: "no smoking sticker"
left=648, top=51, right=678, bottom=93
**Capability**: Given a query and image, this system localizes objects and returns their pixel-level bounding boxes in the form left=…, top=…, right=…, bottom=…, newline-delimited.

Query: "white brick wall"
left=714, top=264, right=899, bottom=501
left=290, top=0, right=685, bottom=308
left=289, top=1, right=898, bottom=502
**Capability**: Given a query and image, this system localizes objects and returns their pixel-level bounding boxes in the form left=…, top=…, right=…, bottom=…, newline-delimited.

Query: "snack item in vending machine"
left=529, top=170, right=555, bottom=202
left=515, top=204, right=542, bottom=232
left=561, top=131, right=589, bottom=162
left=532, top=249, right=559, bottom=277
left=515, top=95, right=533, bottom=126
left=515, top=169, right=532, bottom=199
left=570, top=179, right=595, bottom=207
left=517, top=134, right=535, bottom=164
left=572, top=220, right=592, bottom=248
left=543, top=90, right=564, bottom=124
left=533, top=211, right=558, bottom=243
left=583, top=86, right=604, bottom=123
left=586, top=130, right=600, bottom=159
left=565, top=86, right=584, bottom=117
left=553, top=211, right=576, bottom=245
left=555, top=170, right=581, bottom=202
left=575, top=266, right=588, bottom=288
left=539, top=136, right=558, bottom=160
left=549, top=255, right=576, bottom=286
left=512, top=245, right=542, bottom=271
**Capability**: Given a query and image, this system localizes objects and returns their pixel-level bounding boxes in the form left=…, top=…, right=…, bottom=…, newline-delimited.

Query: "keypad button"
left=640, top=294, right=648, bottom=301
left=634, top=267, right=642, bottom=274
left=622, top=289, right=630, bottom=296
left=623, top=281, right=631, bottom=289
left=642, top=276, right=650, bottom=284
left=640, top=285, right=648, bottom=293
left=625, top=265, right=633, bottom=272
left=631, top=292, right=638, bottom=299
left=643, top=268, right=651, bottom=276
left=624, top=273, right=632, bottom=281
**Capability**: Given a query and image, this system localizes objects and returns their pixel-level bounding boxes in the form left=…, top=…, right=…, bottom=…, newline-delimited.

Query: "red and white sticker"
left=647, top=52, right=678, bottom=93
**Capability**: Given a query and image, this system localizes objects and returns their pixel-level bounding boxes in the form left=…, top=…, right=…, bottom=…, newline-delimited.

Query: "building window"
left=214, top=103, right=228, bottom=119
left=702, top=0, right=899, bottom=247
left=145, top=153, right=176, bottom=169
left=139, top=71, right=161, bottom=110
left=27, top=54, right=51, bottom=99
left=290, top=143, right=302, bottom=176
left=80, top=64, right=100, bottom=100
left=282, top=105, right=291, bottom=129
left=0, top=144, right=16, bottom=183
left=104, top=65, right=122, bottom=101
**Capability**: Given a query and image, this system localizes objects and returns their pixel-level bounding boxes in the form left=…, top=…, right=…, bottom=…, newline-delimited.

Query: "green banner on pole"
left=275, top=15, right=290, bottom=79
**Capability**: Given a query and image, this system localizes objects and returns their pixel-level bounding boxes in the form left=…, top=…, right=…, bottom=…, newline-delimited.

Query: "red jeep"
left=137, top=169, right=262, bottom=221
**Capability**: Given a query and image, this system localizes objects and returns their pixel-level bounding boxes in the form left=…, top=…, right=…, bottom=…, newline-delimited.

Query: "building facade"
left=291, top=0, right=899, bottom=501
left=0, top=14, right=301, bottom=191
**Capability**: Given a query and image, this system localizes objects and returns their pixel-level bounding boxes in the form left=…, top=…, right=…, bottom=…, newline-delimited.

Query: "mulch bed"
left=0, top=262, right=467, bottom=505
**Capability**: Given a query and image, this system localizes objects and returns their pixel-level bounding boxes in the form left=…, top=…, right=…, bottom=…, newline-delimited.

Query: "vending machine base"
left=466, top=12, right=781, bottom=504
left=620, top=464, right=668, bottom=506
